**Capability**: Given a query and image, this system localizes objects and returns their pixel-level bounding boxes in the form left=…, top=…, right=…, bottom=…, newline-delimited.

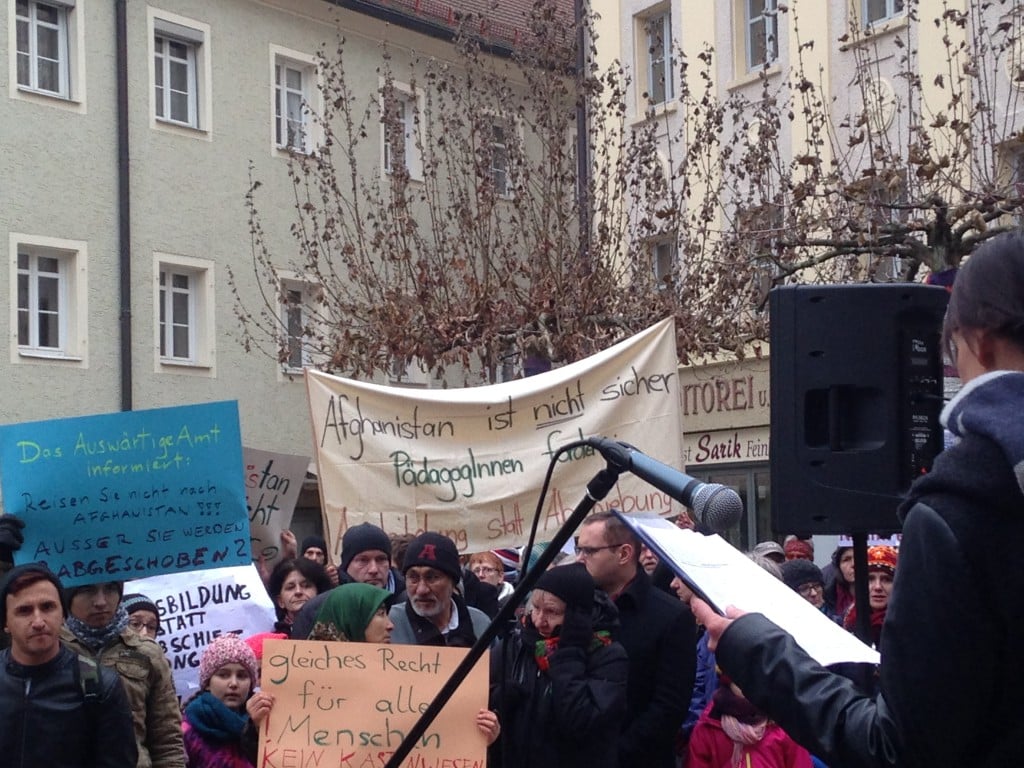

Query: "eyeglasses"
left=576, top=543, right=624, bottom=558
left=128, top=618, right=159, bottom=634
left=797, top=583, right=824, bottom=597
left=471, top=566, right=498, bottom=576
left=405, top=568, right=448, bottom=587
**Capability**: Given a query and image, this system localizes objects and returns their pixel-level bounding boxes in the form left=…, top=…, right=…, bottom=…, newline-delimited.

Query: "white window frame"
left=148, top=9, right=211, bottom=138
left=863, top=0, right=905, bottom=26
left=490, top=120, right=511, bottom=197
left=153, top=33, right=197, bottom=127
left=651, top=239, right=676, bottom=289
left=10, top=232, right=88, bottom=365
left=154, top=254, right=215, bottom=373
left=10, top=0, right=85, bottom=110
left=745, top=0, right=777, bottom=72
left=269, top=46, right=320, bottom=155
left=644, top=10, right=673, bottom=105
left=380, top=79, right=423, bottom=181
left=278, top=276, right=320, bottom=374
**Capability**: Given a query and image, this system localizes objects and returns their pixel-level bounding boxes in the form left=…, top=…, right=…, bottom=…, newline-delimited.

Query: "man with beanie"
left=577, top=511, right=695, bottom=768
left=389, top=532, right=490, bottom=646
left=62, top=580, right=185, bottom=768
left=300, top=534, right=340, bottom=586
left=0, top=563, right=137, bottom=767
left=341, top=522, right=405, bottom=594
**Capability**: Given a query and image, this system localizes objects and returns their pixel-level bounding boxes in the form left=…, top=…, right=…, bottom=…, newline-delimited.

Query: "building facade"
left=601, top=0, right=1024, bottom=543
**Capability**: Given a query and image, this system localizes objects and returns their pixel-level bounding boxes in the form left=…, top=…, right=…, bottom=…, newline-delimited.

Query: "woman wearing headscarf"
left=689, top=231, right=1024, bottom=768
left=489, top=562, right=628, bottom=768
left=307, top=582, right=395, bottom=643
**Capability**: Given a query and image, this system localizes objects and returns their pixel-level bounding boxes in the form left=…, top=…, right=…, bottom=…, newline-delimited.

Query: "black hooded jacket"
left=715, top=372, right=1024, bottom=768
left=489, top=589, right=628, bottom=768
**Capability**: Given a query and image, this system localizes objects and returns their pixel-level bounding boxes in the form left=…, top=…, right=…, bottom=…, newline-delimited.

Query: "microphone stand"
left=383, top=464, right=622, bottom=768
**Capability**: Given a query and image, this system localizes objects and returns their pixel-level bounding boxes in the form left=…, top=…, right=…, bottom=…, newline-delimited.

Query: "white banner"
left=306, top=318, right=684, bottom=555
left=128, top=564, right=277, bottom=702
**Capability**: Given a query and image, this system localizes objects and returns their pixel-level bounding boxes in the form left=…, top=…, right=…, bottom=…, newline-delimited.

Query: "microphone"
left=587, top=438, right=744, bottom=533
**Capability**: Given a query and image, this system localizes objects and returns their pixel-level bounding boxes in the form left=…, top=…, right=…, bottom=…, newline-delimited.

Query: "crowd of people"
left=0, top=505, right=898, bottom=768
left=2, top=230, right=1023, bottom=768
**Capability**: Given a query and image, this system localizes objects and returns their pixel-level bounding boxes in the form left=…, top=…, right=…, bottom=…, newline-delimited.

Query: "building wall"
left=1, top=0, right=527, bottom=461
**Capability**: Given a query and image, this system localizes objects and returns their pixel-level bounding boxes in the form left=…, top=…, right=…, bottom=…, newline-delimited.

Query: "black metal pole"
left=852, top=532, right=871, bottom=645
left=383, top=465, right=621, bottom=768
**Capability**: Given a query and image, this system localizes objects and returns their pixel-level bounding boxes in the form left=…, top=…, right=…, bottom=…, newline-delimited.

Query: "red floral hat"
left=867, top=545, right=898, bottom=575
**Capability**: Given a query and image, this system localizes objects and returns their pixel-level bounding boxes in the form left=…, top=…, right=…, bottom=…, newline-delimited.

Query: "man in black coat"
left=0, top=562, right=137, bottom=768
left=578, top=511, right=696, bottom=768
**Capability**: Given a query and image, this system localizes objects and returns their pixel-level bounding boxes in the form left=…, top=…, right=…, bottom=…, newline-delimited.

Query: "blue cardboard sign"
left=0, top=401, right=250, bottom=586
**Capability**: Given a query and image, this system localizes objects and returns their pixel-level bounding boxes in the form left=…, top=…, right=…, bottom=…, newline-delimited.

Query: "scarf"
left=843, top=605, right=887, bottom=648
left=941, top=371, right=1024, bottom=494
left=533, top=630, right=612, bottom=672
left=721, top=714, right=768, bottom=768
left=65, top=605, right=130, bottom=652
left=308, top=583, right=391, bottom=642
left=185, top=690, right=250, bottom=743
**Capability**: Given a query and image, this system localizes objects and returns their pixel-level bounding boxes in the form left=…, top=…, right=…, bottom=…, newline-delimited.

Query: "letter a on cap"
left=420, top=544, right=437, bottom=561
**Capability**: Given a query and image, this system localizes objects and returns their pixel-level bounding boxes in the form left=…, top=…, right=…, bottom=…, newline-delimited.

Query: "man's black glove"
left=557, top=605, right=593, bottom=649
left=0, top=515, right=26, bottom=560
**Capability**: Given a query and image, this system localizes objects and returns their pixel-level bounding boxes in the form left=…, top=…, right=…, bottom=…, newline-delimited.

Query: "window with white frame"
left=150, top=13, right=207, bottom=130
left=279, top=279, right=318, bottom=371
left=154, top=33, right=197, bottom=126
left=642, top=11, right=673, bottom=105
left=274, top=57, right=310, bottom=152
left=15, top=0, right=70, bottom=98
left=745, top=0, right=777, bottom=72
left=159, top=268, right=195, bottom=361
left=381, top=83, right=422, bottom=180
left=863, top=0, right=904, bottom=25
left=12, top=234, right=87, bottom=362
left=156, top=256, right=213, bottom=368
left=490, top=121, right=511, bottom=196
left=17, top=247, right=65, bottom=351
left=651, top=239, right=676, bottom=288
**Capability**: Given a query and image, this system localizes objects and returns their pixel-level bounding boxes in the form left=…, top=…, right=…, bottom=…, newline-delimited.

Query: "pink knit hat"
left=199, top=634, right=259, bottom=689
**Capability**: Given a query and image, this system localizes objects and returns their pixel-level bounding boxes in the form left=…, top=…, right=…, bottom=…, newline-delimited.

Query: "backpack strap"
left=74, top=653, right=102, bottom=704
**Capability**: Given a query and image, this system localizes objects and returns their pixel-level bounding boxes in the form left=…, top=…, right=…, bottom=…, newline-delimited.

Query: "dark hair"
left=389, top=533, right=416, bottom=571
left=942, top=231, right=1024, bottom=362
left=582, top=511, right=641, bottom=562
left=267, top=558, right=332, bottom=620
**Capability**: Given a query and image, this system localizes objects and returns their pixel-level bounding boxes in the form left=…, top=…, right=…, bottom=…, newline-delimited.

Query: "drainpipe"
left=116, top=0, right=133, bottom=411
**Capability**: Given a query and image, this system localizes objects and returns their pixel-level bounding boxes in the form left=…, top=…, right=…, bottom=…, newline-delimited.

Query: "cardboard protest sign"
left=128, top=564, right=277, bottom=701
left=244, top=447, right=311, bottom=568
left=259, top=639, right=488, bottom=768
left=0, top=401, right=250, bottom=586
left=307, top=318, right=683, bottom=555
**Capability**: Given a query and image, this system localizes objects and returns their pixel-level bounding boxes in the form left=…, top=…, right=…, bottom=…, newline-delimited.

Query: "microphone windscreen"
left=691, top=483, right=744, bottom=533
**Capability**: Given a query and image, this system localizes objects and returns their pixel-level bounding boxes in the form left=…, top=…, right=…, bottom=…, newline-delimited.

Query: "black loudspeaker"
left=769, top=284, right=949, bottom=534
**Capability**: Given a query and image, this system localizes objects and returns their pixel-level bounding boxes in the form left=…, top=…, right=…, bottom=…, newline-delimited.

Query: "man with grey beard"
left=388, top=532, right=490, bottom=646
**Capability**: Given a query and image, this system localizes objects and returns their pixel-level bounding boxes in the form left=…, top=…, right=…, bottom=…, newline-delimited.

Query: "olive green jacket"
left=61, top=628, right=185, bottom=768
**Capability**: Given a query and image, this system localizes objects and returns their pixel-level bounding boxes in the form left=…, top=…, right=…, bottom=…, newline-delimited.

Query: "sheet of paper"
left=618, top=513, right=880, bottom=667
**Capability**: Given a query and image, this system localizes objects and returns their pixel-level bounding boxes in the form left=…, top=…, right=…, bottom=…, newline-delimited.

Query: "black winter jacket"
left=0, top=644, right=137, bottom=768
left=716, top=375, right=1024, bottom=768
left=489, top=590, right=628, bottom=768
left=614, top=568, right=696, bottom=768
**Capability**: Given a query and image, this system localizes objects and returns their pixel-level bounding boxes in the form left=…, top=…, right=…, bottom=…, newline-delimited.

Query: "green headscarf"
left=308, top=583, right=392, bottom=642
